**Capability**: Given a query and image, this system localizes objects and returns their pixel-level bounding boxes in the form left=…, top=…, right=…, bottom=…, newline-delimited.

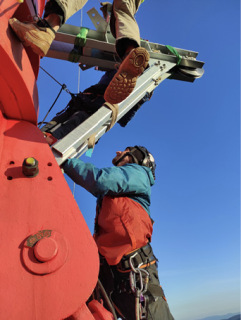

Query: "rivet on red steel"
left=34, top=237, right=58, bottom=262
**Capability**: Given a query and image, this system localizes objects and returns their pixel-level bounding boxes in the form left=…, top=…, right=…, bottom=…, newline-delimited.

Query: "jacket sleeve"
left=63, top=158, right=150, bottom=198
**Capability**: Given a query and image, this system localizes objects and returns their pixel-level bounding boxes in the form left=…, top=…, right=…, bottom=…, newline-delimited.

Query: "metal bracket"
left=87, top=8, right=108, bottom=33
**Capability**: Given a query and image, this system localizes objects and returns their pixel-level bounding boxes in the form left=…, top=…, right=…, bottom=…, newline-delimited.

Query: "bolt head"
left=34, top=237, right=58, bottom=262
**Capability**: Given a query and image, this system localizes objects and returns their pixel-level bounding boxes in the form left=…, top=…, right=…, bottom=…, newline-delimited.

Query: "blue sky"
left=37, top=1, right=240, bottom=319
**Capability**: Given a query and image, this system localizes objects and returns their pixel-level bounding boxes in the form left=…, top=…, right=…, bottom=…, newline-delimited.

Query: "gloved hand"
left=100, top=2, right=112, bottom=20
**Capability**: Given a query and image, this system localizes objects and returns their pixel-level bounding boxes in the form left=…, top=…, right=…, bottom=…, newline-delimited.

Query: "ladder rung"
left=47, top=23, right=204, bottom=71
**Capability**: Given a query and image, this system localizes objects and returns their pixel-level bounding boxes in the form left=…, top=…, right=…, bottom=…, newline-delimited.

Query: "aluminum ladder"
left=46, top=8, right=204, bottom=166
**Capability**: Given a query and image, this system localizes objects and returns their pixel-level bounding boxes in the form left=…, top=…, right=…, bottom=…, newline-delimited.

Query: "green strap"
left=74, top=27, right=89, bottom=47
left=68, top=49, right=82, bottom=63
left=68, top=27, right=89, bottom=62
left=166, top=45, right=182, bottom=65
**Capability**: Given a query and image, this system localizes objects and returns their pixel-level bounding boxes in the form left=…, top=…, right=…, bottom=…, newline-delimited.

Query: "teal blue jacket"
left=63, top=158, right=155, bottom=215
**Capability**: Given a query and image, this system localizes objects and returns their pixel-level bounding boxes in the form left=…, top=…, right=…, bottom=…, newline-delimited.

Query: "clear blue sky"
left=37, top=1, right=240, bottom=319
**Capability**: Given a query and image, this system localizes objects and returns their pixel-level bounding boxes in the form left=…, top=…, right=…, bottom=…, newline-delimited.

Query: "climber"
left=9, top=0, right=149, bottom=104
left=41, top=70, right=152, bottom=146
left=62, top=146, right=175, bottom=320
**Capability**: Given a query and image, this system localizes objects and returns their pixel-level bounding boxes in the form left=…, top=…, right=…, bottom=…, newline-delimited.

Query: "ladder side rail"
left=141, top=40, right=199, bottom=59
left=80, top=41, right=204, bottom=69
left=47, top=37, right=204, bottom=71
left=55, top=32, right=116, bottom=53
left=47, top=42, right=204, bottom=74
left=52, top=59, right=170, bottom=156
left=53, top=70, right=171, bottom=164
left=58, top=23, right=200, bottom=60
left=47, top=42, right=118, bottom=69
left=53, top=60, right=176, bottom=165
left=56, top=24, right=115, bottom=43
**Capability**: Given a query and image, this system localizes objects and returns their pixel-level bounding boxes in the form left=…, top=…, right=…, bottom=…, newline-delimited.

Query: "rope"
left=97, top=280, right=118, bottom=320
left=31, top=0, right=38, bottom=16
left=72, top=181, right=76, bottom=196
left=73, top=7, right=84, bottom=195
left=40, top=66, right=72, bottom=95
left=38, top=86, right=64, bottom=128
left=80, top=5, right=83, bottom=27
left=77, top=7, right=84, bottom=93
left=38, top=67, right=75, bottom=128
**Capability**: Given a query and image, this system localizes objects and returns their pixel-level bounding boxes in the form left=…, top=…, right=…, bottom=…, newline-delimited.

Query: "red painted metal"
left=66, top=304, right=96, bottom=320
left=0, top=110, right=100, bottom=319
left=34, top=235, right=59, bottom=262
left=0, top=0, right=41, bottom=124
left=88, top=300, right=115, bottom=320
left=0, top=1, right=110, bottom=319
left=23, top=230, right=69, bottom=274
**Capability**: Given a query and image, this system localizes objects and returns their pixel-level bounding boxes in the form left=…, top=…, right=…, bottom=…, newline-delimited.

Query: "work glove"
left=100, top=2, right=112, bottom=20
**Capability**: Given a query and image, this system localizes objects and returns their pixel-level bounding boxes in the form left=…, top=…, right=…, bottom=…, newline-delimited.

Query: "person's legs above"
left=104, top=0, right=149, bottom=104
left=9, top=0, right=149, bottom=104
left=9, top=0, right=87, bottom=57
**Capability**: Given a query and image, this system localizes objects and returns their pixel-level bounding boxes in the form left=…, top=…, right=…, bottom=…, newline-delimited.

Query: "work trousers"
left=44, top=0, right=142, bottom=57
left=99, top=256, right=175, bottom=320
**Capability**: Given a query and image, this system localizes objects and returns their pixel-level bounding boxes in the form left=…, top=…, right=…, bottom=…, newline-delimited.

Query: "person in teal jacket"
left=63, top=146, right=174, bottom=320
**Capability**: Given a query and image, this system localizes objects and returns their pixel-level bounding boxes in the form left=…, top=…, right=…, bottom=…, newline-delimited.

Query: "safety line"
left=40, top=66, right=72, bottom=95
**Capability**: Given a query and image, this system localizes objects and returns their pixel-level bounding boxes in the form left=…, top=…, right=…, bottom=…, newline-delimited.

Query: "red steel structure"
left=0, top=1, right=111, bottom=319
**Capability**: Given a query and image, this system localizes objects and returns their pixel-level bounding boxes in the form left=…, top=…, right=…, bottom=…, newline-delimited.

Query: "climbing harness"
left=117, top=244, right=156, bottom=273
left=114, top=243, right=157, bottom=320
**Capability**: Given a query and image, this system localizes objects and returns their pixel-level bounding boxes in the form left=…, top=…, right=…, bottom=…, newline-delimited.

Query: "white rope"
left=72, top=180, right=76, bottom=196
left=77, top=67, right=81, bottom=93
left=80, top=5, right=83, bottom=26
left=77, top=8, right=83, bottom=93
left=73, top=7, right=84, bottom=196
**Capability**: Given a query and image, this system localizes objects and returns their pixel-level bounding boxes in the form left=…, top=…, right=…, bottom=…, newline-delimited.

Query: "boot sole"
left=104, top=47, right=150, bottom=104
left=9, top=18, right=52, bottom=57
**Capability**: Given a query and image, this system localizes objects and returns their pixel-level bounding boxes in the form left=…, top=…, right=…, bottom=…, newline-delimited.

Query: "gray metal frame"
left=46, top=7, right=204, bottom=166
left=53, top=60, right=175, bottom=165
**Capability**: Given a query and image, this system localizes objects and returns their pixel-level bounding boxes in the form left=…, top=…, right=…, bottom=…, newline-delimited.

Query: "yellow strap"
left=87, top=102, right=119, bottom=152
left=104, top=102, right=119, bottom=130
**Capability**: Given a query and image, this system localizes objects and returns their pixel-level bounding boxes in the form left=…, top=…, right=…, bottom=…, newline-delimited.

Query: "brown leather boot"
left=104, top=47, right=150, bottom=104
left=9, top=18, right=56, bottom=57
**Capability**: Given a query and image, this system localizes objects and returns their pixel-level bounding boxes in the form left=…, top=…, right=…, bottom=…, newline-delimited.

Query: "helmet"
left=126, top=145, right=156, bottom=179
